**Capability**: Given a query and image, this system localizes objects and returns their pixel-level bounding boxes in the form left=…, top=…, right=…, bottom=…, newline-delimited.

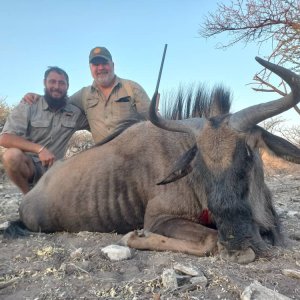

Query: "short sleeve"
left=1, top=102, right=30, bottom=137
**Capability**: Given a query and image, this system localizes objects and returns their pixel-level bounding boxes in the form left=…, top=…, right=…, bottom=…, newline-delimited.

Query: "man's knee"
left=2, top=148, right=27, bottom=170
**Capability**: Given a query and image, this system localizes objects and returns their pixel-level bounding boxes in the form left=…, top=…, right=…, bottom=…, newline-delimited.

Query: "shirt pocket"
left=115, top=97, right=133, bottom=119
left=30, top=120, right=51, bottom=141
left=61, top=119, right=76, bottom=128
left=86, top=98, right=99, bottom=109
left=115, top=97, right=130, bottom=103
left=31, top=120, right=51, bottom=128
left=85, top=98, right=101, bottom=121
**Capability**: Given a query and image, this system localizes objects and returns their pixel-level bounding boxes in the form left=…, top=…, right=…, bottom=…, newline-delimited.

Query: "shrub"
left=0, top=97, right=11, bottom=130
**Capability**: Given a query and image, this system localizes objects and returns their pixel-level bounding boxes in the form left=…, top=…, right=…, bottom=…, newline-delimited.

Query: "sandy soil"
left=0, top=153, right=299, bottom=300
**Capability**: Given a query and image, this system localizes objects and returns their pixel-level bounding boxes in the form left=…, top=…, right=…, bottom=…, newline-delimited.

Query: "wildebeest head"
left=150, top=57, right=300, bottom=254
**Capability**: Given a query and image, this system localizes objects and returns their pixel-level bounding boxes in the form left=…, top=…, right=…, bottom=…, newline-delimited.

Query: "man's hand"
left=22, top=93, right=40, bottom=104
left=38, top=147, right=55, bottom=167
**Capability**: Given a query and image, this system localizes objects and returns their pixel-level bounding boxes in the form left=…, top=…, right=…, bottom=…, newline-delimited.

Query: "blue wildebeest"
left=5, top=57, right=300, bottom=263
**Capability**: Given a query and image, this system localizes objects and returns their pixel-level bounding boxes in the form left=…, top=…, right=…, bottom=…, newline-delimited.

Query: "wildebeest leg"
left=119, top=229, right=218, bottom=257
left=124, top=215, right=255, bottom=263
left=119, top=216, right=218, bottom=256
left=120, top=228, right=255, bottom=263
left=151, top=218, right=256, bottom=263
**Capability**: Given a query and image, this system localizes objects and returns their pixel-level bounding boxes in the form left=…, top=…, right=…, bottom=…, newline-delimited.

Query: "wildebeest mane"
left=162, top=84, right=232, bottom=120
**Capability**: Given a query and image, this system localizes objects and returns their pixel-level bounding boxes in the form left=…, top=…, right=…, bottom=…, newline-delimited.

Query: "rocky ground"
left=0, top=154, right=299, bottom=300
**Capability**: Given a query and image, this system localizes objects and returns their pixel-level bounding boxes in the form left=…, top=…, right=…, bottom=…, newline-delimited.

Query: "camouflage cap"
left=89, top=47, right=113, bottom=63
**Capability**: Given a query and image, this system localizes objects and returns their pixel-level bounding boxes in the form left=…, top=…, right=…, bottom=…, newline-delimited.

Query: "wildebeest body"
left=21, top=114, right=281, bottom=252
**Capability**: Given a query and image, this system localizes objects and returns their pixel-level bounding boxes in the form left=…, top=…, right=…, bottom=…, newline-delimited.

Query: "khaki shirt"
left=69, top=76, right=150, bottom=143
left=1, top=96, right=89, bottom=161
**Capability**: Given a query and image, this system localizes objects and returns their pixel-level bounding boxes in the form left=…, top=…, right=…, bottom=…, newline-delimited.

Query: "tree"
left=199, top=0, right=300, bottom=114
left=261, top=116, right=299, bottom=146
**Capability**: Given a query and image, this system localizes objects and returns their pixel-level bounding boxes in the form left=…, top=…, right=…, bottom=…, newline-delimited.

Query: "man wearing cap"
left=0, top=67, right=89, bottom=194
left=69, top=46, right=150, bottom=142
left=23, top=47, right=151, bottom=143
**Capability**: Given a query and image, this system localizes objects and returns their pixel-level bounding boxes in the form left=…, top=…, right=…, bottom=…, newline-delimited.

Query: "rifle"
left=153, top=44, right=168, bottom=112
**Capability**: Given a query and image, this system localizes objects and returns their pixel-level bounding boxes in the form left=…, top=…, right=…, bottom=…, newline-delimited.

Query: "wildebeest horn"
left=229, top=57, right=300, bottom=131
left=149, top=91, right=205, bottom=137
left=150, top=92, right=192, bottom=134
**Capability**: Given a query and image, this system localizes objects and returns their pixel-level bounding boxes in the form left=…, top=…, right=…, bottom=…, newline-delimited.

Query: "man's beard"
left=44, top=89, right=67, bottom=110
left=95, top=72, right=115, bottom=87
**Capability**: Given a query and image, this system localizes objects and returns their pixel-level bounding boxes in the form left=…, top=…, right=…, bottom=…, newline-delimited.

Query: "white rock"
left=190, top=275, right=208, bottom=287
left=101, top=244, right=132, bottom=261
left=162, top=269, right=178, bottom=289
left=0, top=221, right=9, bottom=230
left=173, top=263, right=202, bottom=276
left=241, top=281, right=291, bottom=300
left=282, top=269, right=300, bottom=279
left=286, top=211, right=299, bottom=218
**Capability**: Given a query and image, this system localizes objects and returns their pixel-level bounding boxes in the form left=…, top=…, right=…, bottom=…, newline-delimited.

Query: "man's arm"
left=1, top=103, right=56, bottom=167
left=129, top=81, right=156, bottom=118
left=0, top=133, right=56, bottom=167
left=0, top=133, right=43, bottom=154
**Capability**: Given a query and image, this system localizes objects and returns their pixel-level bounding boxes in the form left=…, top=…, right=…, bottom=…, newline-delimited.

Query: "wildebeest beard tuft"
left=200, top=139, right=267, bottom=253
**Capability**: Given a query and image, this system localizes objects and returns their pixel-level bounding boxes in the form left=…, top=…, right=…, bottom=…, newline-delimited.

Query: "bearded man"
left=0, top=67, right=88, bottom=194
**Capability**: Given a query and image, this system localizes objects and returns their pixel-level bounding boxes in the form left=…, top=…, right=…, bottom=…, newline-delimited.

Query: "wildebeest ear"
left=249, top=126, right=300, bottom=164
left=259, top=127, right=300, bottom=163
left=157, top=145, right=198, bottom=185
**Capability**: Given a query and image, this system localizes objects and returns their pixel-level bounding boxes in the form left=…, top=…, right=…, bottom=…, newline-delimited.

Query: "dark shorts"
left=28, top=157, right=48, bottom=187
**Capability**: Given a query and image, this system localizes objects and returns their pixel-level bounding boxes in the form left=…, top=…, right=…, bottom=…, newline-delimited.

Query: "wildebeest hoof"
left=118, top=231, right=139, bottom=246
left=136, top=229, right=147, bottom=237
left=218, top=243, right=255, bottom=264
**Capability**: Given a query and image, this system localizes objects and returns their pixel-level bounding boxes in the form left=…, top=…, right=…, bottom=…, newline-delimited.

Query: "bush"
left=0, top=98, right=11, bottom=130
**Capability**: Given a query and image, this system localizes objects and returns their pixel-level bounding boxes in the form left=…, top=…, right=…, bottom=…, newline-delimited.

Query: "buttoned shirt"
left=1, top=96, right=89, bottom=161
left=69, top=76, right=150, bottom=142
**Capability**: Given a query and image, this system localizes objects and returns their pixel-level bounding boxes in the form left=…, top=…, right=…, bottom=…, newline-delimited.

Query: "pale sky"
left=0, top=0, right=298, bottom=125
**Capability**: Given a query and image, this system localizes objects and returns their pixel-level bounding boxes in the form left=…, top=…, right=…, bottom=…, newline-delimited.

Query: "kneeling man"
left=0, top=67, right=88, bottom=194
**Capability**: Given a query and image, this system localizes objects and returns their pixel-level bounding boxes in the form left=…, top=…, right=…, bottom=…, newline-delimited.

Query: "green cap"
left=89, top=47, right=112, bottom=63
